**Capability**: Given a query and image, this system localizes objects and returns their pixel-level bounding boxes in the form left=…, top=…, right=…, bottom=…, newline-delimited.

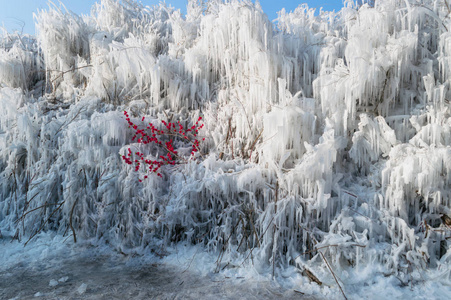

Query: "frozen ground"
left=1, top=232, right=450, bottom=300
left=0, top=232, right=314, bottom=300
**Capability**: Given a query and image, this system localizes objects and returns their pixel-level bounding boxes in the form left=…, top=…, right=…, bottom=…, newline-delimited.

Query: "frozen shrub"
left=0, top=34, right=42, bottom=90
left=121, top=110, right=205, bottom=179
left=35, top=2, right=90, bottom=97
left=0, top=0, right=450, bottom=287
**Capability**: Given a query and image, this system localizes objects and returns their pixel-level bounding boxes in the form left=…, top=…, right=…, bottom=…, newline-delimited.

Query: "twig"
left=295, top=243, right=366, bottom=259
left=63, top=233, right=74, bottom=244
left=241, top=214, right=275, bottom=266
left=304, top=268, right=322, bottom=286
left=272, top=181, right=279, bottom=279
left=215, top=216, right=243, bottom=273
left=54, top=105, right=86, bottom=136
left=347, top=208, right=372, bottom=221
left=231, top=141, right=234, bottom=159
left=102, top=81, right=112, bottom=103
left=50, top=64, right=97, bottom=85
left=182, top=246, right=200, bottom=273
left=24, top=200, right=65, bottom=246
left=69, top=197, right=80, bottom=243
left=342, top=190, right=358, bottom=198
left=236, top=223, right=248, bottom=252
left=445, top=0, right=451, bottom=15
left=249, top=128, right=263, bottom=162
left=247, top=209, right=260, bottom=247
left=299, top=225, right=348, bottom=300
left=219, top=118, right=233, bottom=160
left=16, top=201, right=64, bottom=223
left=235, top=97, right=252, bottom=131
left=318, top=250, right=348, bottom=300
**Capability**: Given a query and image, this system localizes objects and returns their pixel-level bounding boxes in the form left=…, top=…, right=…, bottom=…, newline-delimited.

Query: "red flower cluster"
left=121, top=111, right=205, bottom=181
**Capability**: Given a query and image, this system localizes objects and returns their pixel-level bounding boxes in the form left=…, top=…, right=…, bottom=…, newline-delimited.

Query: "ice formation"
left=1, top=0, right=450, bottom=290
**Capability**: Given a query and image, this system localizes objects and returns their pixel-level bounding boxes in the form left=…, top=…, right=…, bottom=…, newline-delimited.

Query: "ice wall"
left=0, top=0, right=450, bottom=285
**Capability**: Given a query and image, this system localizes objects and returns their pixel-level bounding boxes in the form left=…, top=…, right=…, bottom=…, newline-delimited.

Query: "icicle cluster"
left=1, top=0, right=450, bottom=285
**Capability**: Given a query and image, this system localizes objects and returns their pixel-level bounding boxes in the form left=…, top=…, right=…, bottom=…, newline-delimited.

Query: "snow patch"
left=76, top=283, right=88, bottom=295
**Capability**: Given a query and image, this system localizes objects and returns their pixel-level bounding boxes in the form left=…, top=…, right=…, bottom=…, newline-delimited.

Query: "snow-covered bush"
left=0, top=33, right=42, bottom=91
left=35, top=2, right=90, bottom=98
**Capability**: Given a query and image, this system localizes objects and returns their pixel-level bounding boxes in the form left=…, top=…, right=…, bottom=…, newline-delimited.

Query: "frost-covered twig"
left=318, top=250, right=348, bottom=300
left=24, top=200, right=65, bottom=246
left=299, top=225, right=347, bottom=298
left=16, top=201, right=64, bottom=223
left=49, top=64, right=96, bottom=85
left=54, top=105, right=87, bottom=136
left=272, top=181, right=279, bottom=279
left=215, top=216, right=243, bottom=273
left=249, top=128, right=263, bottom=162
left=241, top=215, right=275, bottom=266
left=69, top=197, right=80, bottom=243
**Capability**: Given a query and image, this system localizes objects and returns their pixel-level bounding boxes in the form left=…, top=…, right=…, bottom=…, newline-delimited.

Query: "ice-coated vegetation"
left=1, top=0, right=450, bottom=291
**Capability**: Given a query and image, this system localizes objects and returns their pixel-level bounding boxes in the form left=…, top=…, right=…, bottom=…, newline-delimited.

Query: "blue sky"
left=0, top=0, right=344, bottom=35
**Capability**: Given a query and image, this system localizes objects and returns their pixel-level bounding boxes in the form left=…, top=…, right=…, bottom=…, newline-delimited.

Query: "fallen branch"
left=303, top=268, right=322, bottom=286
